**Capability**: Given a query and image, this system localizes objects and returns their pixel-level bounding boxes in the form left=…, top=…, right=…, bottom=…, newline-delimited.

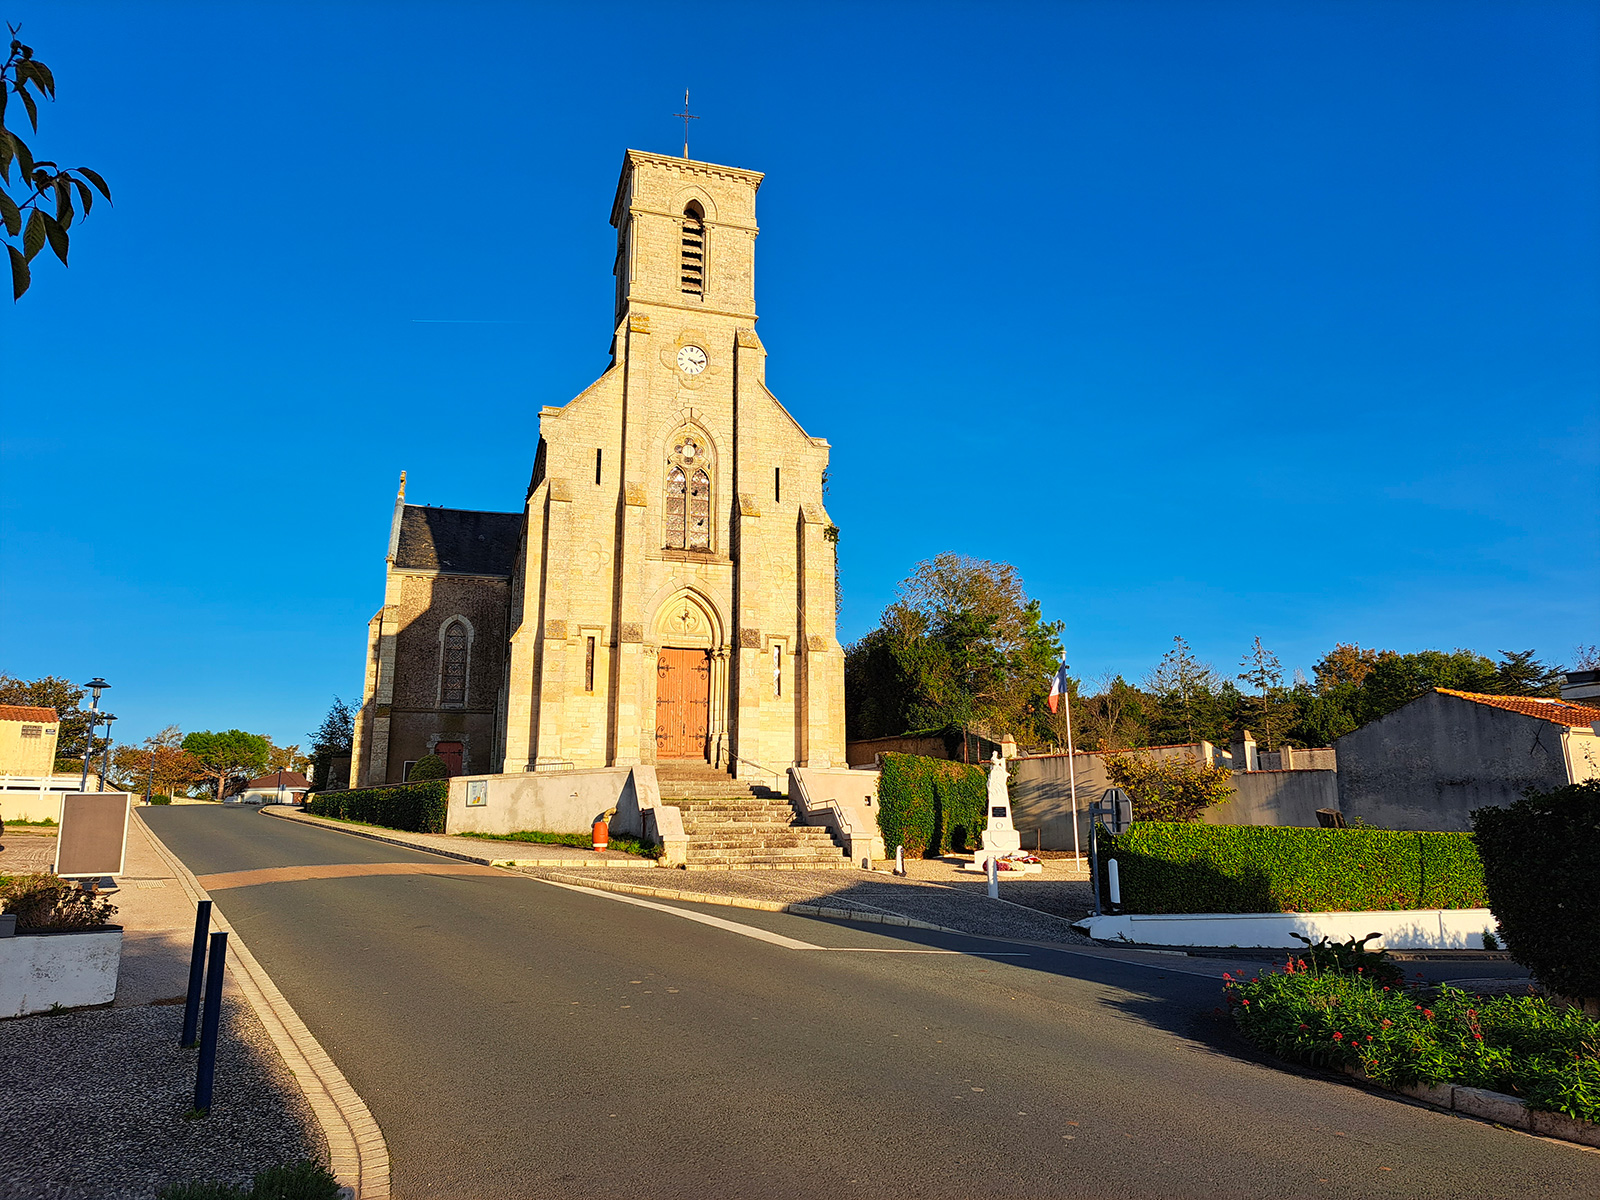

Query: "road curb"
left=1338, top=1063, right=1600, bottom=1150
left=262, top=807, right=656, bottom=869
left=529, top=868, right=967, bottom=934
left=136, top=811, right=392, bottom=1199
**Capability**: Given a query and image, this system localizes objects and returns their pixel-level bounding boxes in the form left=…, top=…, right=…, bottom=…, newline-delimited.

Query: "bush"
left=1472, top=779, right=1600, bottom=1004
left=1100, top=822, right=1487, bottom=913
left=307, top=780, right=448, bottom=834
left=407, top=754, right=449, bottom=781
left=158, top=1159, right=340, bottom=1200
left=1227, top=965, right=1600, bottom=1122
left=148, top=794, right=173, bottom=805
left=876, top=753, right=988, bottom=857
left=1, top=873, right=118, bottom=931
left=1104, top=751, right=1234, bottom=821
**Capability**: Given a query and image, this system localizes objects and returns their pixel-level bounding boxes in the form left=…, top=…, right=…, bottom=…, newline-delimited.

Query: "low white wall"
left=608, top=767, right=686, bottom=867
left=446, top=767, right=636, bottom=836
left=0, top=791, right=64, bottom=822
left=1078, top=908, right=1500, bottom=951
left=790, top=766, right=883, bottom=867
left=0, top=928, right=123, bottom=1017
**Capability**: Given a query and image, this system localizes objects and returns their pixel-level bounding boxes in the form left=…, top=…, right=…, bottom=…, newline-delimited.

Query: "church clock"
left=676, top=345, right=708, bottom=375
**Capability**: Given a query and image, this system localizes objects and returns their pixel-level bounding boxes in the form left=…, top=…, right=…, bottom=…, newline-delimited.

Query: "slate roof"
left=1436, top=688, right=1600, bottom=728
left=393, top=505, right=522, bottom=577
left=0, top=705, right=58, bottom=724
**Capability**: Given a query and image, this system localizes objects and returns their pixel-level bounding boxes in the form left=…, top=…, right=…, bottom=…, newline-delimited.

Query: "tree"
left=2, top=25, right=112, bottom=300
left=1077, top=673, right=1149, bottom=752
left=843, top=554, right=1063, bottom=743
left=1237, top=637, right=1295, bottom=750
left=1574, top=645, right=1600, bottom=672
left=181, top=730, right=271, bottom=801
left=113, top=741, right=207, bottom=798
left=0, top=673, right=105, bottom=768
left=1144, top=636, right=1227, bottom=745
left=266, top=741, right=310, bottom=774
left=307, top=697, right=355, bottom=790
left=1313, top=643, right=1379, bottom=692
left=1493, top=649, right=1563, bottom=698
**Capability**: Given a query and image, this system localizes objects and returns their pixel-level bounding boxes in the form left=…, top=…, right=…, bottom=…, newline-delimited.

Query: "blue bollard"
left=180, top=900, right=211, bottom=1048
left=192, top=930, right=228, bottom=1115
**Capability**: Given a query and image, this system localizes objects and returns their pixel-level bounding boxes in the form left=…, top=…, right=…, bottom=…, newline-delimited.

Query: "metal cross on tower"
left=675, top=89, right=698, bottom=159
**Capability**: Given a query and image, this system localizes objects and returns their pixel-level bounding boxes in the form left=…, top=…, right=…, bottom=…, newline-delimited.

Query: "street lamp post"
left=98, top=714, right=117, bottom=792
left=78, top=679, right=110, bottom=792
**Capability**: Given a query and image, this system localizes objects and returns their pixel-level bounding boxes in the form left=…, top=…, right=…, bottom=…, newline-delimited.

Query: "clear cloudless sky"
left=2, top=1, right=1597, bottom=751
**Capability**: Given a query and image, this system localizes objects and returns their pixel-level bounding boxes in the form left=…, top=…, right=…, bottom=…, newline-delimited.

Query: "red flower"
left=1381, top=1019, right=1392, bottom=1028
left=1298, top=1023, right=1309, bottom=1030
left=1332, top=1031, right=1343, bottom=1040
left=1423, top=1009, right=1434, bottom=1019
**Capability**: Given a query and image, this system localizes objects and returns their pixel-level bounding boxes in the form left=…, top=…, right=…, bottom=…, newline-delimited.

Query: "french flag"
left=1047, top=660, right=1070, bottom=713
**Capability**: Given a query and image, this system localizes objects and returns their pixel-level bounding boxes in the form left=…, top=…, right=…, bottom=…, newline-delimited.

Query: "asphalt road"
left=142, top=806, right=1600, bottom=1200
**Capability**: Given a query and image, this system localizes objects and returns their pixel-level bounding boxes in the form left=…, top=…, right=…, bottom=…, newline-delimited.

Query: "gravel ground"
left=0, top=998, right=326, bottom=1200
left=0, top=834, right=60, bottom=875
left=535, top=866, right=1096, bottom=944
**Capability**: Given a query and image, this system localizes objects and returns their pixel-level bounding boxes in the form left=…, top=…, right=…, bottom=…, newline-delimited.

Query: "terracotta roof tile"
left=1436, top=688, right=1600, bottom=728
left=0, top=705, right=59, bottom=723
left=244, top=771, right=311, bottom=790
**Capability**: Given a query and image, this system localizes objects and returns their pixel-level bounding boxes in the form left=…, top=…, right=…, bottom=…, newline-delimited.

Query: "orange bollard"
left=592, top=819, right=609, bottom=851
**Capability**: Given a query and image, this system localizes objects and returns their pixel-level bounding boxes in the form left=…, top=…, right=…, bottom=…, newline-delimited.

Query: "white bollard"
left=1108, top=858, right=1121, bottom=909
left=987, top=854, right=999, bottom=900
left=895, top=844, right=904, bottom=876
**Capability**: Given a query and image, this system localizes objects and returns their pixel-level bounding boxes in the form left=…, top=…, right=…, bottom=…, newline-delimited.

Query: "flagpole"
left=1063, top=670, right=1081, bottom=864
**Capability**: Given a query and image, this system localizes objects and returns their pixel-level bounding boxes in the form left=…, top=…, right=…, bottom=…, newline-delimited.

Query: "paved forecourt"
left=141, top=806, right=1600, bottom=1200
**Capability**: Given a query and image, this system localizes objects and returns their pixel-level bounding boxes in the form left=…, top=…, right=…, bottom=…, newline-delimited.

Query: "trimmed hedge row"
left=1100, top=822, right=1487, bottom=914
left=307, top=780, right=448, bottom=834
left=1473, top=779, right=1600, bottom=1004
left=877, top=752, right=988, bottom=858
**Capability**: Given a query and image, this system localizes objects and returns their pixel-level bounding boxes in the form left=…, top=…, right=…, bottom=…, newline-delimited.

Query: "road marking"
left=537, top=877, right=825, bottom=949
left=195, top=861, right=505, bottom=890
left=538, top=879, right=1032, bottom=956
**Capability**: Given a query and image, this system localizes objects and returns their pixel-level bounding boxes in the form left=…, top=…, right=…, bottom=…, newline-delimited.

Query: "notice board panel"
left=54, top=793, right=132, bottom=878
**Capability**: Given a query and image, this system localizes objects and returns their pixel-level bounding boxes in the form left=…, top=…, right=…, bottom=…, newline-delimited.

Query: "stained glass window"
left=665, top=466, right=687, bottom=548
left=688, top=469, right=710, bottom=550
left=442, top=620, right=468, bottom=705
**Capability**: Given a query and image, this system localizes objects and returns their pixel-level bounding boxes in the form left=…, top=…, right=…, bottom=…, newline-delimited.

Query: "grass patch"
left=157, top=1158, right=340, bottom=1199
left=457, top=829, right=660, bottom=858
left=1227, top=955, right=1600, bottom=1122
left=2, top=816, right=59, bottom=828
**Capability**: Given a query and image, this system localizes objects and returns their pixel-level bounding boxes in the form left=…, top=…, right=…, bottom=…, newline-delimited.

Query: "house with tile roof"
left=0, top=704, right=61, bottom=778
left=1334, top=687, right=1600, bottom=831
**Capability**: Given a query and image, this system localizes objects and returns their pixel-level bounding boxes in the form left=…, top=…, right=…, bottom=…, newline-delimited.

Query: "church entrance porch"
left=656, top=648, right=711, bottom=761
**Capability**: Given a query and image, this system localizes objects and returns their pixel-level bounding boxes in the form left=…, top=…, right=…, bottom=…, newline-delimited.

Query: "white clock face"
left=677, top=345, right=708, bottom=376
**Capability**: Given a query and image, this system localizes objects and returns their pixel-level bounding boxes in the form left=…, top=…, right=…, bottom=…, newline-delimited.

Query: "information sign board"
left=54, top=792, right=132, bottom=879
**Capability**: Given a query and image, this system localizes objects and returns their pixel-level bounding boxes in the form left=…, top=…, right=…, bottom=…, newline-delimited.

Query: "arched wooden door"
left=656, top=649, right=711, bottom=760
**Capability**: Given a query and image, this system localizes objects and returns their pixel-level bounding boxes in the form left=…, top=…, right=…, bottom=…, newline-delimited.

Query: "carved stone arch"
left=649, top=586, right=725, bottom=650
left=669, top=185, right=718, bottom=225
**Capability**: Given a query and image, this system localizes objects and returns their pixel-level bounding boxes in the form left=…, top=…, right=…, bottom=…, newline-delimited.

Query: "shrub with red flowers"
left=1226, top=963, right=1600, bottom=1122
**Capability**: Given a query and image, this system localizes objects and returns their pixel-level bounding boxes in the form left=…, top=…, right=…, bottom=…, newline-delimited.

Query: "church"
left=348, top=149, right=846, bottom=787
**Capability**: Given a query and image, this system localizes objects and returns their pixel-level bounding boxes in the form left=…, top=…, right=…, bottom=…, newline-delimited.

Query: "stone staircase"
left=655, top=762, right=850, bottom=870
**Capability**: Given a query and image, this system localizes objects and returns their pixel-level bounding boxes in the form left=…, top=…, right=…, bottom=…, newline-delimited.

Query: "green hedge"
left=876, top=753, right=987, bottom=858
left=1473, top=779, right=1600, bottom=1003
left=1100, top=822, right=1487, bottom=914
left=307, top=780, right=448, bottom=834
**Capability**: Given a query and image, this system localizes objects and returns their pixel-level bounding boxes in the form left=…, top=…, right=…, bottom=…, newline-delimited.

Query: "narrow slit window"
left=774, top=466, right=781, bottom=503
left=585, top=636, right=596, bottom=692
left=680, top=202, right=705, bottom=297
left=595, top=448, right=603, bottom=485
left=773, top=644, right=783, bottom=697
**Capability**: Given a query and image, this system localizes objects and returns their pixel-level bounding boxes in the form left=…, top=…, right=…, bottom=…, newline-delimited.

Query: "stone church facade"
left=349, top=149, right=846, bottom=786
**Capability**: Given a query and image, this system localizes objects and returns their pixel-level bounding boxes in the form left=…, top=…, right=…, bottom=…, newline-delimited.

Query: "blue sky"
left=2, top=1, right=1596, bottom=749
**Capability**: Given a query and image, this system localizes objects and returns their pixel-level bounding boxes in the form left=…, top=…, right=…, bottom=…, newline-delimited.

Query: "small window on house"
left=595, top=448, right=603, bottom=485
left=773, top=645, right=783, bottom=697
left=680, top=202, right=705, bottom=297
left=585, top=636, right=596, bottom=692
left=20, top=725, right=41, bottom=738
left=441, top=619, right=468, bottom=705
left=774, top=466, right=781, bottom=503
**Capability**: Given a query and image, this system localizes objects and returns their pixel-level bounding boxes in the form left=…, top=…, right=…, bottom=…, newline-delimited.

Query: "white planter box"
left=1077, top=908, right=1499, bottom=950
left=0, top=927, right=123, bottom=1017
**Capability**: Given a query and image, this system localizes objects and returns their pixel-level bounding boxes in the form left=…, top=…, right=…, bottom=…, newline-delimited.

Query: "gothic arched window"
left=664, top=431, right=713, bottom=551
left=441, top=619, right=469, bottom=706
left=680, top=202, right=705, bottom=297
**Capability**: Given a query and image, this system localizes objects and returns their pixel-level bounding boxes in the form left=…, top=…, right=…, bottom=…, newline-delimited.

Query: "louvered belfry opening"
left=680, top=202, right=705, bottom=297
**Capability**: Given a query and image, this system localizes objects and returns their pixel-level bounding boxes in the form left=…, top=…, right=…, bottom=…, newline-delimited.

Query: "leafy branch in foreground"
left=2, top=23, right=111, bottom=300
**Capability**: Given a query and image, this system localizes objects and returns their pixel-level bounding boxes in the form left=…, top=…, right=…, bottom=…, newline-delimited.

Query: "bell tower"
left=610, top=150, right=763, bottom=329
